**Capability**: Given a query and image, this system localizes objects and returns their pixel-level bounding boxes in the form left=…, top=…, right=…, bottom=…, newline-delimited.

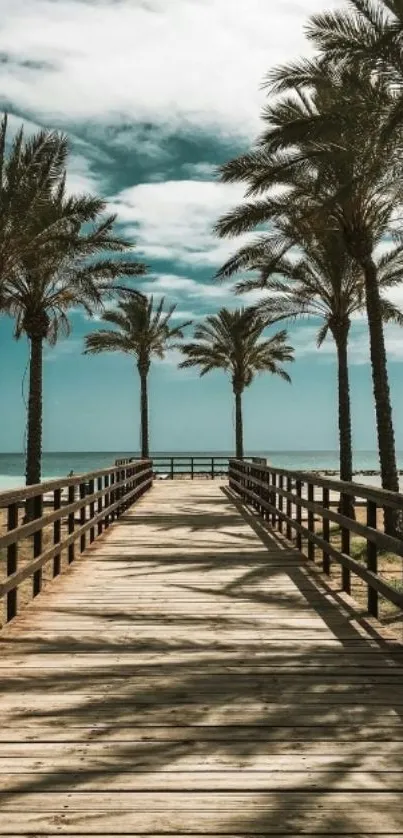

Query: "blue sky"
left=1, top=0, right=403, bottom=455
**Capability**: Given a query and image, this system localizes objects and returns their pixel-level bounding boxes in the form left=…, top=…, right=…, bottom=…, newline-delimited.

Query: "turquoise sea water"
left=0, top=450, right=401, bottom=490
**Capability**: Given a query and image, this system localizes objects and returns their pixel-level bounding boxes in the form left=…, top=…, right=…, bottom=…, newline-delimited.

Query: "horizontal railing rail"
left=0, top=459, right=153, bottom=624
left=116, top=456, right=231, bottom=479
left=229, top=458, right=403, bottom=621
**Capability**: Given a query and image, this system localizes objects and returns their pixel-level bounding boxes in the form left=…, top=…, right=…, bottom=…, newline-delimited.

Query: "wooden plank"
left=0, top=751, right=402, bottom=770
left=0, top=792, right=402, bottom=833
left=1, top=770, right=403, bottom=791
left=1, top=703, right=403, bottom=727
left=1, top=738, right=403, bottom=755
left=1, top=725, right=402, bottom=742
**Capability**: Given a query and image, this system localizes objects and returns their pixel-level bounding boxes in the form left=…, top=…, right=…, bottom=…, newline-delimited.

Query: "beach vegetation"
left=179, top=307, right=294, bottom=459
left=0, top=123, right=147, bottom=484
left=85, top=294, right=191, bottom=458
left=217, top=216, right=403, bottom=486
left=215, top=56, right=403, bottom=512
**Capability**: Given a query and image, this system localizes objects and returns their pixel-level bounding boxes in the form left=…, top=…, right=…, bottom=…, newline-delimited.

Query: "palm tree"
left=179, top=307, right=294, bottom=459
left=0, top=114, right=70, bottom=292
left=307, top=1, right=403, bottom=84
left=1, top=172, right=147, bottom=485
left=84, top=295, right=191, bottom=458
left=218, top=226, right=403, bottom=483
left=215, top=65, right=403, bottom=499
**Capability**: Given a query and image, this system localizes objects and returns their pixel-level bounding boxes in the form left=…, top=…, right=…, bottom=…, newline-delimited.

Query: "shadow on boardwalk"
left=0, top=482, right=402, bottom=833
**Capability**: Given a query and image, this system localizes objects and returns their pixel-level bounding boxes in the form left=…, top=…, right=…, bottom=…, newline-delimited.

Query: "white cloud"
left=44, top=337, right=82, bottom=362
left=289, top=321, right=403, bottom=365
left=0, top=0, right=339, bottom=140
left=65, top=153, right=101, bottom=196
left=109, top=179, right=257, bottom=267
left=139, top=272, right=263, bottom=308
left=170, top=308, right=202, bottom=321
left=181, top=162, right=218, bottom=179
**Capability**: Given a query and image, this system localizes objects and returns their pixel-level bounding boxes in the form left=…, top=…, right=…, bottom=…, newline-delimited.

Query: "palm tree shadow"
left=0, top=483, right=402, bottom=832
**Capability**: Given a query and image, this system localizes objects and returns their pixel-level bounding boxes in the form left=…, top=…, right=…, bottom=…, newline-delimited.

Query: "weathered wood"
left=0, top=466, right=153, bottom=608
left=0, top=481, right=402, bottom=835
left=1, top=769, right=403, bottom=791
left=0, top=792, right=402, bottom=833
left=228, top=466, right=403, bottom=610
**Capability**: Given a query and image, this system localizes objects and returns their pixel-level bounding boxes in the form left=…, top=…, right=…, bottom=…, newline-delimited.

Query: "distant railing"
left=116, top=455, right=230, bottom=479
left=229, top=458, right=403, bottom=621
left=0, top=460, right=152, bottom=624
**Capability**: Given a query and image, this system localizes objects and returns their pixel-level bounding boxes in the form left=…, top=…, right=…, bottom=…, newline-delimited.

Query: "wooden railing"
left=116, top=455, right=230, bottom=479
left=229, top=458, right=403, bottom=620
left=0, top=459, right=152, bottom=624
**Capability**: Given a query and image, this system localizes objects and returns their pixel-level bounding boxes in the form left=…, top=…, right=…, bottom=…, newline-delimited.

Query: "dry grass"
left=0, top=504, right=86, bottom=628
left=308, top=505, right=403, bottom=639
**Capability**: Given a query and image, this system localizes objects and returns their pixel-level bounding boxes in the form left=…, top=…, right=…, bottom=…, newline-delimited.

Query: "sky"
left=1, top=0, right=403, bottom=455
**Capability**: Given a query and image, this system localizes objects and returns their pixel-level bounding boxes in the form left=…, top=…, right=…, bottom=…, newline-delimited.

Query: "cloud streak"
left=109, top=178, right=257, bottom=267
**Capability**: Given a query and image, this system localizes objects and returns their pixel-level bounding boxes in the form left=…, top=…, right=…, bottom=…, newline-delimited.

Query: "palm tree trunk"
left=235, top=390, right=244, bottom=459
left=140, top=371, right=149, bottom=459
left=335, top=329, right=353, bottom=484
left=335, top=328, right=355, bottom=521
left=26, top=336, right=43, bottom=486
left=362, top=257, right=399, bottom=494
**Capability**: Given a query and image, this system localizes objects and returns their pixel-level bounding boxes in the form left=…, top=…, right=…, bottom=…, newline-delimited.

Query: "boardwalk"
left=0, top=481, right=403, bottom=834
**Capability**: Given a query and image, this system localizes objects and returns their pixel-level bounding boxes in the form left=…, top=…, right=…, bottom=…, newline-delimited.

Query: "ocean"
left=0, top=450, right=401, bottom=491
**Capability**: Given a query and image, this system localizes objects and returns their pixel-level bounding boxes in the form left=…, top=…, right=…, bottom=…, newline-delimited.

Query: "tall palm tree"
left=179, top=308, right=294, bottom=459
left=1, top=172, right=147, bottom=485
left=215, top=65, right=403, bottom=499
left=307, top=1, right=403, bottom=77
left=307, top=2, right=403, bottom=142
left=0, top=114, right=70, bottom=292
left=85, top=295, right=191, bottom=458
left=218, top=227, right=403, bottom=483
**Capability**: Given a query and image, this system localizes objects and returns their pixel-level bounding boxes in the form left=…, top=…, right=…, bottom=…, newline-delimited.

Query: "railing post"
left=119, top=469, right=124, bottom=515
left=104, top=475, right=110, bottom=527
left=257, top=466, right=263, bottom=518
left=97, top=477, right=103, bottom=536
left=271, top=472, right=277, bottom=527
left=367, top=500, right=378, bottom=618
left=53, top=488, right=61, bottom=577
left=68, top=484, right=75, bottom=564
left=6, top=503, right=18, bottom=622
left=109, top=473, right=115, bottom=522
left=278, top=475, right=284, bottom=534
left=322, top=487, right=330, bottom=575
left=250, top=464, right=256, bottom=509
left=211, top=458, right=215, bottom=480
left=191, top=457, right=194, bottom=481
left=286, top=477, right=292, bottom=541
left=341, top=492, right=351, bottom=594
left=80, top=482, right=86, bottom=553
left=32, top=493, right=43, bottom=598
left=89, top=479, right=95, bottom=542
left=120, top=468, right=127, bottom=512
left=170, top=458, right=174, bottom=480
left=308, top=482, right=315, bottom=561
left=296, top=480, right=302, bottom=550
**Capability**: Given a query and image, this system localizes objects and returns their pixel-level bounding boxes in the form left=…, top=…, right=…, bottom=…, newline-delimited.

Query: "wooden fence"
left=116, top=455, right=230, bottom=479
left=229, top=458, right=403, bottom=620
left=0, top=460, right=152, bottom=624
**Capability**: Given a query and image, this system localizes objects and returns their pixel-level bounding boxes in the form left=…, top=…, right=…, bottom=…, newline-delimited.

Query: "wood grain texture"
left=0, top=481, right=402, bottom=835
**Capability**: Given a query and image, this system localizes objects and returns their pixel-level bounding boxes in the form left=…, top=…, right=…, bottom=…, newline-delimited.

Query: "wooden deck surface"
left=0, top=481, right=403, bottom=835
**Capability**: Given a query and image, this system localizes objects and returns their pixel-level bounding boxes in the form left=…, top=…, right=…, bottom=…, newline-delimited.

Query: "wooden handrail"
left=0, top=460, right=153, bottom=623
left=116, top=455, right=230, bottom=479
left=228, top=458, right=403, bottom=620
left=230, top=458, right=403, bottom=508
